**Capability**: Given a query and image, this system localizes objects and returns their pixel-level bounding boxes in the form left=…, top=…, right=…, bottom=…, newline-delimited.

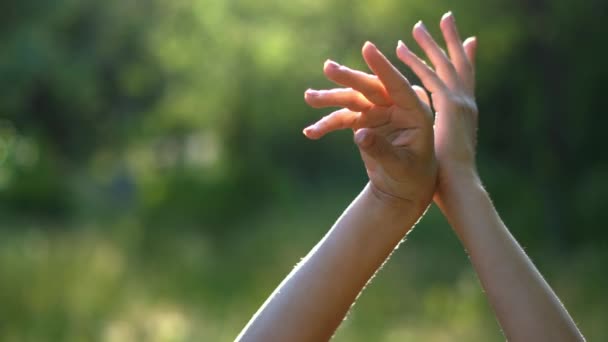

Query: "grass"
left=0, top=187, right=604, bottom=341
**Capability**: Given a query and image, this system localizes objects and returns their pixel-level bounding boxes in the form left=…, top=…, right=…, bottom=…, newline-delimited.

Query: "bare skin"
left=238, top=11, right=585, bottom=342
left=400, top=12, right=585, bottom=342
left=237, top=42, right=437, bottom=342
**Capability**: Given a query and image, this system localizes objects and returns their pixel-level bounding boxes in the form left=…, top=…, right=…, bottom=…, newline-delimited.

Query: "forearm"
left=237, top=183, right=426, bottom=342
left=436, top=174, right=584, bottom=341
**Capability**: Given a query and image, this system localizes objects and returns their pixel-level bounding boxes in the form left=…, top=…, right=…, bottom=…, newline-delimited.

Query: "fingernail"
left=363, top=41, right=377, bottom=50
left=397, top=40, right=409, bottom=54
left=355, top=130, right=372, bottom=147
left=415, top=20, right=427, bottom=31
left=324, top=59, right=339, bottom=69
left=442, top=11, right=454, bottom=22
left=305, top=89, right=318, bottom=96
left=303, top=126, right=316, bottom=135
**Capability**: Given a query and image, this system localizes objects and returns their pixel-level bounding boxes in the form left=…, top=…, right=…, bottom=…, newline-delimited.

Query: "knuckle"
left=318, top=115, right=331, bottom=127
left=457, top=59, right=472, bottom=73
left=345, top=98, right=362, bottom=111
left=309, top=100, right=324, bottom=108
left=447, top=94, right=477, bottom=114
left=337, top=115, right=350, bottom=127
left=444, top=60, right=458, bottom=74
left=363, top=87, right=382, bottom=101
left=337, top=113, right=356, bottom=128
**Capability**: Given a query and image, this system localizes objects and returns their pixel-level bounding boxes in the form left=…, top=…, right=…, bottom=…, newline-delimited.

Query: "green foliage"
left=0, top=0, right=607, bottom=340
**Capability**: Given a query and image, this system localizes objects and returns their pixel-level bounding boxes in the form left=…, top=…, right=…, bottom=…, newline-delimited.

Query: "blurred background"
left=0, top=0, right=606, bottom=340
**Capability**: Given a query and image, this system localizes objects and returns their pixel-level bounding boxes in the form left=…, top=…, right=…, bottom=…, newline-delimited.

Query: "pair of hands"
left=304, top=12, right=478, bottom=211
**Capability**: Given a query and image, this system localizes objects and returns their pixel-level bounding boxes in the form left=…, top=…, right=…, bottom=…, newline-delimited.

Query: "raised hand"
left=239, top=43, right=440, bottom=342
left=394, top=14, right=585, bottom=341
left=395, top=12, right=479, bottom=197
left=304, top=42, right=437, bottom=210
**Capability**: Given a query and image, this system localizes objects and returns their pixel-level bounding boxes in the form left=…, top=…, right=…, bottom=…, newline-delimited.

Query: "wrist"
left=433, top=172, right=490, bottom=238
left=434, top=167, right=484, bottom=206
left=363, top=182, right=432, bottom=222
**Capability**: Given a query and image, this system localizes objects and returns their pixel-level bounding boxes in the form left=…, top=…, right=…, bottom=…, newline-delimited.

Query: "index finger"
left=361, top=42, right=420, bottom=111
left=323, top=60, right=392, bottom=106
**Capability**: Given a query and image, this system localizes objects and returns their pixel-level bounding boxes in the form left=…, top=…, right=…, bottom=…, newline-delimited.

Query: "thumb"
left=412, top=85, right=431, bottom=112
left=354, top=128, right=403, bottom=176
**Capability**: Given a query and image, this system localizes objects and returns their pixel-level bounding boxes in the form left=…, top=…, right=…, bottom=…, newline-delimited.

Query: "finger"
left=323, top=60, right=392, bottom=106
left=412, top=21, right=459, bottom=88
left=304, top=88, right=374, bottom=112
left=303, top=106, right=394, bottom=140
left=396, top=40, right=445, bottom=93
left=439, top=12, right=471, bottom=83
left=359, top=106, right=392, bottom=128
left=354, top=128, right=404, bottom=177
left=463, top=36, right=477, bottom=69
left=412, top=85, right=433, bottom=117
left=361, top=42, right=420, bottom=111
left=412, top=85, right=430, bottom=107
left=303, top=108, right=359, bottom=140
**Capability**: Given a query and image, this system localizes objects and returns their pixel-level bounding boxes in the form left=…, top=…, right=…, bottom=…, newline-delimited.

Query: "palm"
left=360, top=105, right=432, bottom=196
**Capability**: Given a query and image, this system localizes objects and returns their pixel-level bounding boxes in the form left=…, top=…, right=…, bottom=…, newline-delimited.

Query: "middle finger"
left=323, top=60, right=393, bottom=107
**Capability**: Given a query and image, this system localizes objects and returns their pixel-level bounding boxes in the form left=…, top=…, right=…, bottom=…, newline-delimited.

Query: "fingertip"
left=304, top=88, right=314, bottom=99
left=464, top=36, right=477, bottom=46
left=323, top=59, right=339, bottom=73
left=354, top=129, right=373, bottom=148
left=412, top=85, right=430, bottom=107
left=440, top=11, right=457, bottom=34
left=303, top=126, right=320, bottom=140
left=303, top=90, right=319, bottom=107
left=303, top=127, right=312, bottom=138
left=414, top=20, right=427, bottom=32
left=441, top=11, right=454, bottom=23
left=412, top=21, right=427, bottom=40
left=362, top=41, right=379, bottom=57
left=363, top=41, right=389, bottom=65
left=304, top=88, right=318, bottom=97
left=363, top=41, right=376, bottom=50
left=396, top=40, right=409, bottom=58
left=463, top=36, right=478, bottom=63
